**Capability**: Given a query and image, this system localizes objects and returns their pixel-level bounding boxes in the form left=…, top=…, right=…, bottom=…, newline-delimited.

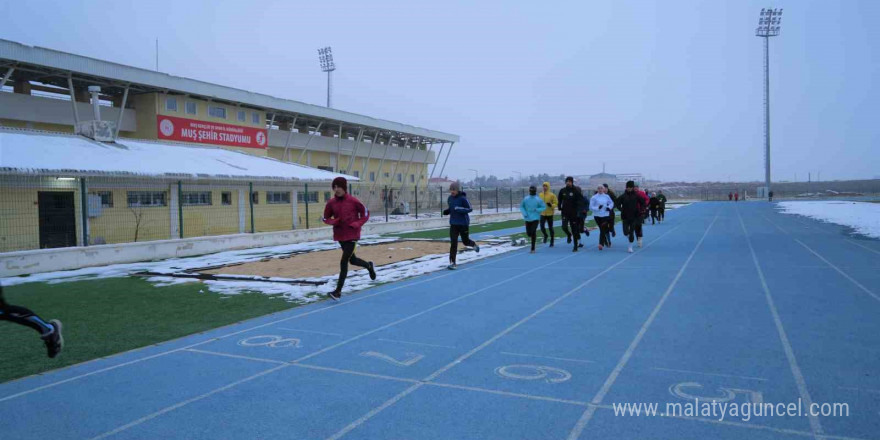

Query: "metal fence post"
left=439, top=186, right=443, bottom=216
left=178, top=180, right=184, bottom=238
left=304, top=183, right=309, bottom=229
left=385, top=186, right=389, bottom=222
left=248, top=182, right=255, bottom=233
left=415, top=189, right=419, bottom=219
left=496, top=187, right=499, bottom=213
left=80, top=177, right=89, bottom=246
left=509, top=188, right=513, bottom=212
left=479, top=187, right=483, bottom=214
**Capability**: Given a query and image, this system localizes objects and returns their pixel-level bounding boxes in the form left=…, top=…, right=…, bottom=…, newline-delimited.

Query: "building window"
left=182, top=191, right=212, bottom=206
left=221, top=192, right=232, bottom=205
left=165, top=97, right=177, bottom=112
left=410, top=174, right=415, bottom=183
left=267, top=191, right=291, bottom=204
left=209, top=106, right=227, bottom=119
left=384, top=172, right=390, bottom=178
left=353, top=171, right=360, bottom=178
left=370, top=172, right=376, bottom=182
left=237, top=110, right=246, bottom=122
left=185, top=101, right=197, bottom=115
left=317, top=166, right=334, bottom=172
left=92, top=191, right=113, bottom=208
left=252, top=112, right=260, bottom=124
left=250, top=191, right=259, bottom=204
left=127, top=191, right=167, bottom=207
left=297, top=192, right=318, bottom=203
left=396, top=174, right=402, bottom=182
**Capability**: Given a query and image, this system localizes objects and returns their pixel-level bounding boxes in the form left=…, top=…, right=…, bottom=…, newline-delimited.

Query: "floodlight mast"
left=756, top=8, right=782, bottom=199
left=317, top=46, right=336, bottom=108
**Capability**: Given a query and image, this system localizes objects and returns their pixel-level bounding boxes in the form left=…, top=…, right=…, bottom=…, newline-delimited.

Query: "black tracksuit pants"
left=0, top=288, right=53, bottom=336
left=336, top=241, right=370, bottom=292
left=539, top=215, right=555, bottom=244
left=525, top=220, right=539, bottom=251
left=622, top=218, right=643, bottom=243
left=449, top=224, right=476, bottom=263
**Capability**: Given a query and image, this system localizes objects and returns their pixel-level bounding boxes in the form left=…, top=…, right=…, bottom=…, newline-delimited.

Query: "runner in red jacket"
left=322, top=177, right=376, bottom=300
left=634, top=184, right=650, bottom=225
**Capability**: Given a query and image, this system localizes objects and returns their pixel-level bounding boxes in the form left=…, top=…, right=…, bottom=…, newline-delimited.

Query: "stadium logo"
left=159, top=118, right=175, bottom=137
left=256, top=131, right=266, bottom=146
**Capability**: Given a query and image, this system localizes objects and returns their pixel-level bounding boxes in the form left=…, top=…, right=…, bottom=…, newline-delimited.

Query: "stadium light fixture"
left=317, top=46, right=336, bottom=108
left=756, top=8, right=783, bottom=199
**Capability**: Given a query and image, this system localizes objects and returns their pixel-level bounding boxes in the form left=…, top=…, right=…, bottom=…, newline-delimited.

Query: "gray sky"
left=2, top=0, right=877, bottom=182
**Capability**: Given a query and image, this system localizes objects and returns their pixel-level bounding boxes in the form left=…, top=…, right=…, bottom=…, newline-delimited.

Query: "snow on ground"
left=664, top=203, right=691, bottom=210
left=1, top=235, right=519, bottom=303
left=777, top=201, right=880, bottom=239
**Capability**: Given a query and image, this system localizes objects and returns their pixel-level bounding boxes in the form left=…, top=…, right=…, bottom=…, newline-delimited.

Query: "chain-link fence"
left=698, top=180, right=880, bottom=201
left=0, top=174, right=537, bottom=253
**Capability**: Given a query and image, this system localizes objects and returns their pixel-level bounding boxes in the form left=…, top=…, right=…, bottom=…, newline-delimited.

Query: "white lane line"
left=185, top=349, right=285, bottom=365
left=796, top=239, right=880, bottom=304
left=0, top=251, right=522, bottom=403
left=845, top=239, right=880, bottom=256
left=566, top=212, right=719, bottom=440
left=499, top=352, right=595, bottom=365
left=91, top=250, right=574, bottom=439
left=326, top=219, right=689, bottom=440
left=276, top=328, right=344, bottom=337
left=738, top=207, right=825, bottom=440
left=650, top=366, right=768, bottom=382
left=88, top=364, right=289, bottom=440
left=761, top=213, right=789, bottom=234
left=292, top=363, right=420, bottom=384
left=377, top=338, right=457, bottom=349
left=425, top=382, right=590, bottom=406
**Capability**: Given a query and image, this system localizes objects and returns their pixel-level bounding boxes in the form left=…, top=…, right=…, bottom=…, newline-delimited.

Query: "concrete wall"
left=0, top=211, right=521, bottom=277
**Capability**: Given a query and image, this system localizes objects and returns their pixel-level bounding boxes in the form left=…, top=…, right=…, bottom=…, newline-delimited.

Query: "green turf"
left=0, top=277, right=299, bottom=383
left=392, top=216, right=563, bottom=239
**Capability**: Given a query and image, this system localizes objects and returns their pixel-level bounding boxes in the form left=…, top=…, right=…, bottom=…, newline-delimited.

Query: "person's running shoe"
left=549, top=242, right=554, bottom=248
left=578, top=243, right=584, bottom=248
left=598, top=245, right=603, bottom=250
left=367, top=262, right=377, bottom=280
left=567, top=236, right=572, bottom=244
left=543, top=236, right=548, bottom=244
left=530, top=250, right=536, bottom=254
left=327, top=290, right=341, bottom=301
left=638, top=238, right=643, bottom=248
left=43, top=320, right=64, bottom=359
left=474, top=244, right=480, bottom=253
left=628, top=246, right=634, bottom=253
left=447, top=263, right=457, bottom=270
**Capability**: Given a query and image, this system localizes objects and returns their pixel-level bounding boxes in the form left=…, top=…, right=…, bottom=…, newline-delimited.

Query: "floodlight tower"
left=756, top=8, right=782, bottom=199
left=317, top=46, right=336, bottom=108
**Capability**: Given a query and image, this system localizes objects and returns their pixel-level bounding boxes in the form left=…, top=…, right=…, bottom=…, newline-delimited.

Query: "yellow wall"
left=0, top=186, right=83, bottom=253
left=88, top=187, right=171, bottom=244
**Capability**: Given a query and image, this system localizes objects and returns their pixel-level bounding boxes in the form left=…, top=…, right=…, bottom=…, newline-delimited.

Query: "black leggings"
left=449, top=225, right=476, bottom=263
left=0, top=288, right=53, bottom=336
left=539, top=215, right=555, bottom=242
left=650, top=209, right=658, bottom=224
left=622, top=219, right=643, bottom=243
left=525, top=220, right=539, bottom=251
left=562, top=215, right=580, bottom=248
left=336, top=241, right=370, bottom=291
left=594, top=216, right=611, bottom=247
left=658, top=206, right=665, bottom=221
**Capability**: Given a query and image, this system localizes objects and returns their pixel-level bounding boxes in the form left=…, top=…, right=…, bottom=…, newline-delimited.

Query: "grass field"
left=0, top=278, right=297, bottom=383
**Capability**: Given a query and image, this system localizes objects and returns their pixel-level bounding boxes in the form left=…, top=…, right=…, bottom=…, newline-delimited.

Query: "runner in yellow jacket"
left=538, top=182, right=558, bottom=247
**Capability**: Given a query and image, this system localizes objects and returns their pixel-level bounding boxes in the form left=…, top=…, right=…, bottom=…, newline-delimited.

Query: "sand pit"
left=202, top=240, right=477, bottom=279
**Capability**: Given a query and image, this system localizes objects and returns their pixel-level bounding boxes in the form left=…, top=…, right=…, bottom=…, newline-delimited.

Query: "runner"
left=615, top=180, right=646, bottom=253
left=656, top=190, right=668, bottom=222
left=728, top=192, right=733, bottom=201
left=649, top=192, right=660, bottom=225
left=0, top=286, right=64, bottom=358
left=322, top=177, right=377, bottom=300
left=769, top=190, right=774, bottom=202
left=538, top=182, right=558, bottom=247
left=443, top=181, right=480, bottom=270
left=520, top=185, right=547, bottom=253
left=604, top=183, right=617, bottom=239
left=735, top=191, right=739, bottom=202
left=589, top=185, right=614, bottom=250
left=558, top=176, right=586, bottom=252
left=634, top=183, right=650, bottom=225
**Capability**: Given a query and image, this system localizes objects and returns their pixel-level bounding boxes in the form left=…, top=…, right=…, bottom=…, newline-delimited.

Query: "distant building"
left=588, top=172, right=617, bottom=189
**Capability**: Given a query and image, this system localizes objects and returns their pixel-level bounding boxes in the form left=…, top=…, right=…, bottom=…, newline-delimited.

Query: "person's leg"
left=460, top=226, right=477, bottom=248
left=610, top=211, right=616, bottom=237
left=547, top=215, right=555, bottom=245
left=527, top=220, right=538, bottom=251
left=569, top=216, right=580, bottom=250
left=624, top=219, right=635, bottom=243
left=334, top=241, right=358, bottom=293
left=539, top=216, right=549, bottom=242
left=0, top=288, right=64, bottom=358
left=561, top=217, right=572, bottom=243
left=449, top=226, right=460, bottom=265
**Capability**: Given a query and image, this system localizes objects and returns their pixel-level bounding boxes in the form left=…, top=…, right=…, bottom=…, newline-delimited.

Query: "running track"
left=1, top=202, right=879, bottom=439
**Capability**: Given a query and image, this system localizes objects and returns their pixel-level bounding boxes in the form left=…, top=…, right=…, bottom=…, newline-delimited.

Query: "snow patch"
left=777, top=201, right=880, bottom=239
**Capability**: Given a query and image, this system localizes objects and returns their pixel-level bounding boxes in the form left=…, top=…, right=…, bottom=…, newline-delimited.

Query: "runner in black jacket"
left=615, top=180, right=646, bottom=253
left=604, top=184, right=617, bottom=239
left=557, top=176, right=585, bottom=252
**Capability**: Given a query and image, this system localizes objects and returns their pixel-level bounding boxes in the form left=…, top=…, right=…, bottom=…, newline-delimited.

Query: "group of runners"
left=2, top=175, right=668, bottom=355
left=519, top=178, right=667, bottom=253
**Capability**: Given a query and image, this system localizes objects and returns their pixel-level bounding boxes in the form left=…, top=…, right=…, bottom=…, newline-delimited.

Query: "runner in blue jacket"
left=520, top=185, right=547, bottom=253
left=443, top=182, right=480, bottom=270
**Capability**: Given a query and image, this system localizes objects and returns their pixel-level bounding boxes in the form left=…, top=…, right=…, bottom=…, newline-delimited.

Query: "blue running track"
left=2, top=202, right=879, bottom=439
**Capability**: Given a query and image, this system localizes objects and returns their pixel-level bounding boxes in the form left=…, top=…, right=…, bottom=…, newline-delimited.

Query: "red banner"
left=157, top=115, right=267, bottom=149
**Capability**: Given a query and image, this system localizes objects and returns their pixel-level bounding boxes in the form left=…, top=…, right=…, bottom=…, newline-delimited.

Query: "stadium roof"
left=0, top=128, right=352, bottom=182
left=0, top=39, right=459, bottom=144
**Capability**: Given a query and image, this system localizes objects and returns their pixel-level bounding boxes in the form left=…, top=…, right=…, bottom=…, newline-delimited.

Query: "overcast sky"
left=2, top=0, right=877, bottom=182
